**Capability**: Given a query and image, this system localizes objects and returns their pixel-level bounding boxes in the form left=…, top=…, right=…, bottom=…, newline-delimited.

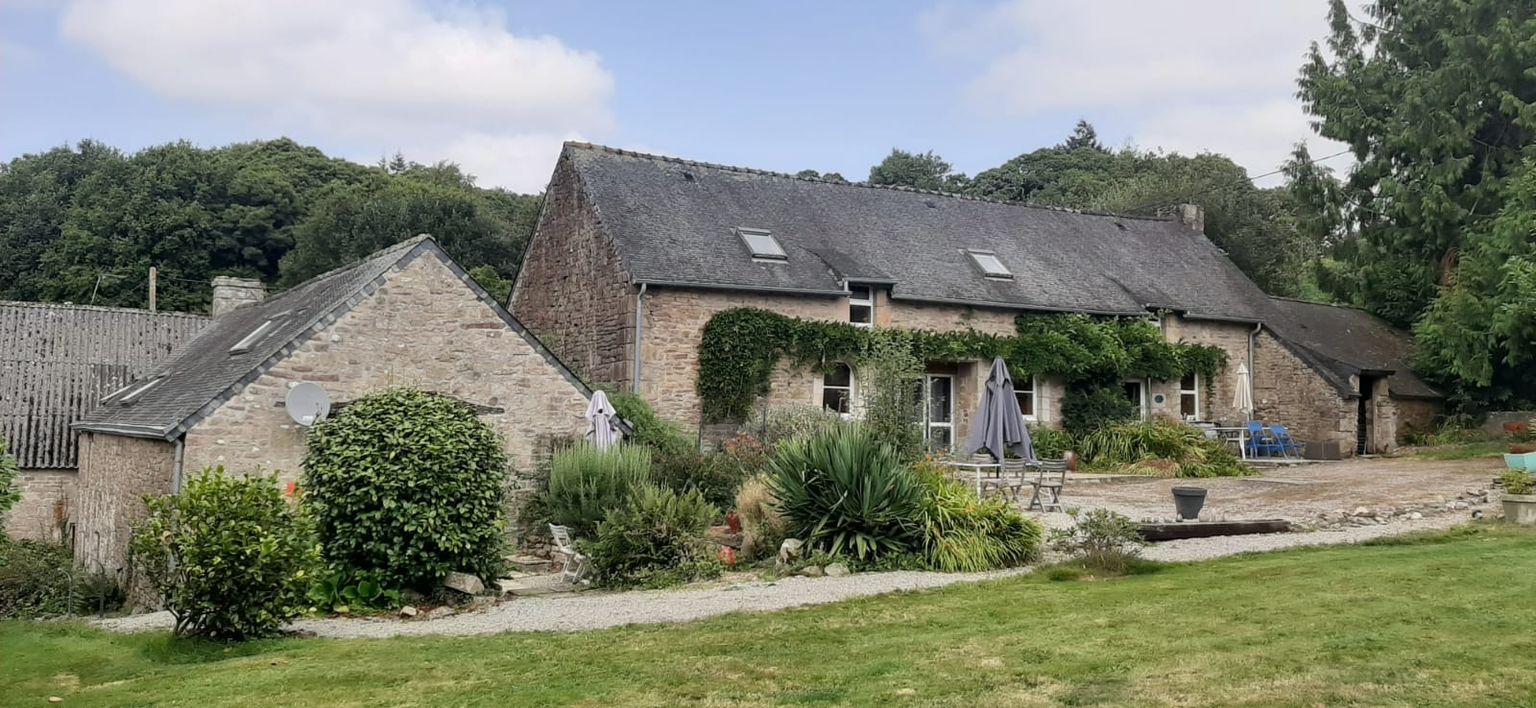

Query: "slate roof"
left=75, top=236, right=598, bottom=439
left=0, top=302, right=207, bottom=468
left=564, top=142, right=1273, bottom=321
left=1265, top=297, right=1440, bottom=399
left=558, top=142, right=1439, bottom=400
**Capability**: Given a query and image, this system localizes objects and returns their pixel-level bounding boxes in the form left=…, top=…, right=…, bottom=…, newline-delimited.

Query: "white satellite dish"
left=285, top=382, right=332, bottom=427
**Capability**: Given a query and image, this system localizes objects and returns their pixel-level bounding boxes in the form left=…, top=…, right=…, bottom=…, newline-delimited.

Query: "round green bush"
left=303, top=389, right=508, bottom=589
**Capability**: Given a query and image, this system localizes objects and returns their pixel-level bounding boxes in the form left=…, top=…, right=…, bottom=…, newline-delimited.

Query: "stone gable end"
left=181, top=251, right=593, bottom=483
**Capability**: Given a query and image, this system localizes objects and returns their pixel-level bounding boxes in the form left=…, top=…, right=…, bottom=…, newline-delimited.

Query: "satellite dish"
left=286, top=382, right=332, bottom=427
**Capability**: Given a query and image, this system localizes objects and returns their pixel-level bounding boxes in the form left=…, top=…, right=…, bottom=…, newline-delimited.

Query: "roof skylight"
left=118, top=376, right=164, bottom=406
left=737, top=227, right=787, bottom=260
left=967, top=250, right=1013, bottom=279
left=229, top=318, right=281, bottom=355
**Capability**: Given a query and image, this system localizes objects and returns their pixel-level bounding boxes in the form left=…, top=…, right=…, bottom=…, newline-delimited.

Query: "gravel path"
left=95, top=511, right=1480, bottom=638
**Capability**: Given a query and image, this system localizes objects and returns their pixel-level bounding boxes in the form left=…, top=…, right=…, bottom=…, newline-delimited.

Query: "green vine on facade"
left=696, top=307, right=1228, bottom=424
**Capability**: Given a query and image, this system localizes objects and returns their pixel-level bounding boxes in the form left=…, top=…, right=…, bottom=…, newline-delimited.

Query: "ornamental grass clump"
left=546, top=443, right=654, bottom=537
left=765, top=426, right=922, bottom=560
left=302, top=389, right=508, bottom=590
left=1078, top=419, right=1251, bottom=478
left=911, top=463, right=1043, bottom=572
left=132, top=467, right=318, bottom=639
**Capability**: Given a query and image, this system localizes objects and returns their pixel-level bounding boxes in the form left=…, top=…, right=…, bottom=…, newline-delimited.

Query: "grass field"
left=6, top=525, right=1536, bottom=706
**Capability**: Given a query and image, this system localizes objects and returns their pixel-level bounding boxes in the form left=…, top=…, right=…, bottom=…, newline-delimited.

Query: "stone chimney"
left=1177, top=203, right=1205, bottom=233
left=210, top=276, right=266, bottom=316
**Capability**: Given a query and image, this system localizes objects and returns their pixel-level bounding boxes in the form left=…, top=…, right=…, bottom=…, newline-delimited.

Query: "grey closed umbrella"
left=962, top=357, right=1035, bottom=462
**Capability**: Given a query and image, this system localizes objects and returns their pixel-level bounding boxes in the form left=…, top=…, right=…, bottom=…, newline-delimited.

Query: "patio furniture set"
left=1212, top=421, right=1306, bottom=460
left=946, top=455, right=1067, bottom=512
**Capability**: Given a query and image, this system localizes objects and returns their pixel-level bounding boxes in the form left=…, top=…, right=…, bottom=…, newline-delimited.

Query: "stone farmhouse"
left=512, top=142, right=1441, bottom=457
left=68, top=236, right=599, bottom=577
left=1, top=301, right=208, bottom=541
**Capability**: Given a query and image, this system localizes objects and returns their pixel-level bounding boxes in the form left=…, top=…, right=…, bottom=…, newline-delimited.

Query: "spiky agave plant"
left=765, top=426, right=921, bottom=560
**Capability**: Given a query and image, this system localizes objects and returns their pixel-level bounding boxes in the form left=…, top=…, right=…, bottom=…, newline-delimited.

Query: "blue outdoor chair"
left=1245, top=421, right=1280, bottom=457
left=1269, top=424, right=1306, bottom=458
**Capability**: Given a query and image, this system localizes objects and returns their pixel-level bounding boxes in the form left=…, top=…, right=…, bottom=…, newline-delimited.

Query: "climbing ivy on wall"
left=696, top=307, right=1228, bottom=425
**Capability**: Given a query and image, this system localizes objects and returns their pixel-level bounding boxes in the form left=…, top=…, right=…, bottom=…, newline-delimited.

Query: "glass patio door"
left=921, top=374, right=954, bottom=452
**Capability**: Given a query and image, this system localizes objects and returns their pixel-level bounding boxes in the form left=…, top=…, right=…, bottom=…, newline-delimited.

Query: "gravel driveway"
left=96, top=503, right=1486, bottom=639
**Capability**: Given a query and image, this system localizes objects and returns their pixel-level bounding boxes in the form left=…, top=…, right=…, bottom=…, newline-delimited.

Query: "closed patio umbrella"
left=1232, top=363, right=1254, bottom=421
left=961, top=357, right=1035, bottom=462
left=585, top=390, right=622, bottom=449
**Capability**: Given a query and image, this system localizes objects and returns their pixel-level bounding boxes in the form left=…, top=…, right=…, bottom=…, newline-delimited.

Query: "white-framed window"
left=1180, top=373, right=1200, bottom=420
left=848, top=284, right=873, bottom=329
left=822, top=363, right=854, bottom=414
left=921, top=374, right=955, bottom=452
left=1123, top=379, right=1149, bottom=420
left=966, top=250, right=1013, bottom=279
left=1014, top=375, right=1038, bottom=421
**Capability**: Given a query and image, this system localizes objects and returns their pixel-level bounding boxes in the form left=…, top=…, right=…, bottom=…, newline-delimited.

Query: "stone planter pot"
left=1503, top=493, right=1536, bottom=525
left=1172, top=486, right=1207, bottom=521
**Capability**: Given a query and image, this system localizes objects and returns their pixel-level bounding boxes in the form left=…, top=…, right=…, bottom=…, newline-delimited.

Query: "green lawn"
left=1412, top=440, right=1509, bottom=460
left=7, top=526, right=1536, bottom=707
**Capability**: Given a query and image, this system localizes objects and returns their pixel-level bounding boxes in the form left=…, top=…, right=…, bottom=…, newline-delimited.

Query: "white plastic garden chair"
left=548, top=523, right=589, bottom=584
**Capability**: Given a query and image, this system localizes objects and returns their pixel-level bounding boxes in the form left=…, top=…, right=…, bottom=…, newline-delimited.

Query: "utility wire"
left=1123, top=148, right=1354, bottom=216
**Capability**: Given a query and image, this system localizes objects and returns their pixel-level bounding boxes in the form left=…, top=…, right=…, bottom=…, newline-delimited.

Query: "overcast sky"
left=0, top=0, right=1349, bottom=193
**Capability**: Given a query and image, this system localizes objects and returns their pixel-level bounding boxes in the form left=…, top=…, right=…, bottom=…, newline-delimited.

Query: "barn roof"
left=0, top=302, right=207, bottom=468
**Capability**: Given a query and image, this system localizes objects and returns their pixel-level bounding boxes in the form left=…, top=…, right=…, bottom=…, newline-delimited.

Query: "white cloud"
left=60, top=0, right=614, bottom=191
left=923, top=0, right=1350, bottom=182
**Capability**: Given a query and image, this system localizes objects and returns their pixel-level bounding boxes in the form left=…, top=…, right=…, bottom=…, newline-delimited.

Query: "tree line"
left=0, top=139, right=539, bottom=312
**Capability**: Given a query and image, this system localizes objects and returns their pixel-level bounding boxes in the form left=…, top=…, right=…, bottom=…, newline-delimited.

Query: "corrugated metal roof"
left=0, top=302, right=208, bottom=468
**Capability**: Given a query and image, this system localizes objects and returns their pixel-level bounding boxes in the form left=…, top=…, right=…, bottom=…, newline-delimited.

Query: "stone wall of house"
left=878, top=294, right=1020, bottom=337
left=1160, top=316, right=1254, bottom=425
left=509, top=154, right=636, bottom=389
left=4, top=469, right=75, bottom=542
left=71, top=433, right=177, bottom=584
left=1251, top=331, right=1356, bottom=457
left=180, top=252, right=593, bottom=514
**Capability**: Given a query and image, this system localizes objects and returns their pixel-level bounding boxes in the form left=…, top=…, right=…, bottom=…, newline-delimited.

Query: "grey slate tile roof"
left=1265, top=297, right=1440, bottom=399
left=75, top=236, right=598, bottom=439
left=564, top=142, right=1273, bottom=321
left=0, top=302, right=207, bottom=468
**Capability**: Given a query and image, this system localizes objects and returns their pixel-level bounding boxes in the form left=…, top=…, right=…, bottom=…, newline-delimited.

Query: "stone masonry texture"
left=5, top=469, right=75, bottom=542
left=71, top=432, right=176, bottom=584
left=510, top=154, right=635, bottom=390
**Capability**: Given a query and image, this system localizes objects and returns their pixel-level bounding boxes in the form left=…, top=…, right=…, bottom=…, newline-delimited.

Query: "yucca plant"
left=765, top=426, right=921, bottom=560
left=546, top=443, right=654, bottom=537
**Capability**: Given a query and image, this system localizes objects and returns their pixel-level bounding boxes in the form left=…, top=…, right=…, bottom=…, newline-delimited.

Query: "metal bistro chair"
left=548, top=523, right=589, bottom=585
left=982, top=457, right=1032, bottom=501
left=1027, top=459, right=1069, bottom=512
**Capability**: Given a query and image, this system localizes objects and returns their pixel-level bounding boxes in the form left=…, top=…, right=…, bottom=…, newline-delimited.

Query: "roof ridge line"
left=1267, top=295, right=1368, bottom=312
left=0, top=299, right=208, bottom=318
left=561, top=141, right=1177, bottom=223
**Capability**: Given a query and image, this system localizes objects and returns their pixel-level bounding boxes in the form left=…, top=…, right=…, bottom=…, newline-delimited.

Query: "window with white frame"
left=737, top=227, right=787, bottom=260
left=1180, top=373, right=1200, bottom=420
left=1014, top=375, right=1038, bottom=420
left=966, top=250, right=1013, bottom=279
left=822, top=363, right=854, bottom=414
left=848, top=284, right=873, bottom=328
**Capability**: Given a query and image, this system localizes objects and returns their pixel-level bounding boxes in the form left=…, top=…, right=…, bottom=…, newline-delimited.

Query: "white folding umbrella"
left=584, top=390, right=622, bottom=449
left=1232, top=363, right=1254, bottom=421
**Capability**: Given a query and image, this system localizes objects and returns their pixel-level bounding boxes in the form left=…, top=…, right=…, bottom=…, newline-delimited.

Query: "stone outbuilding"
left=72, top=236, right=599, bottom=578
left=1, top=301, right=207, bottom=541
left=511, top=142, right=1441, bottom=457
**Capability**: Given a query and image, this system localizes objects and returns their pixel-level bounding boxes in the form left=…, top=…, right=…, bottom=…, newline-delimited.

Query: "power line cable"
left=1123, top=148, right=1354, bottom=216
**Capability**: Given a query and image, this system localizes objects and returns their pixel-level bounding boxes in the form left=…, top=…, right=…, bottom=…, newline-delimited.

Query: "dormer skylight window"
left=229, top=317, right=282, bottom=355
left=967, top=250, right=1013, bottom=279
left=117, top=376, right=164, bottom=406
left=737, top=227, right=787, bottom=260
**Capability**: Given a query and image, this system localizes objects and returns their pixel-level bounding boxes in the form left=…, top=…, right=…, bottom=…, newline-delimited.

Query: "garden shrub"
left=859, top=332, right=925, bottom=462
left=766, top=426, right=921, bottom=560
left=306, top=567, right=402, bottom=614
left=0, top=539, right=69, bottom=618
left=303, top=389, right=507, bottom=590
left=0, top=440, right=19, bottom=523
left=1077, top=419, right=1250, bottom=478
left=546, top=443, right=653, bottom=537
left=1048, top=508, right=1146, bottom=575
left=1501, top=469, right=1535, bottom=495
left=1029, top=425, right=1075, bottom=460
left=735, top=475, right=791, bottom=561
left=751, top=404, right=847, bottom=447
left=651, top=447, right=751, bottom=514
left=606, top=391, right=695, bottom=459
left=911, top=463, right=1043, bottom=572
left=1060, top=380, right=1137, bottom=437
left=584, top=485, right=722, bottom=588
left=132, top=467, right=317, bottom=639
